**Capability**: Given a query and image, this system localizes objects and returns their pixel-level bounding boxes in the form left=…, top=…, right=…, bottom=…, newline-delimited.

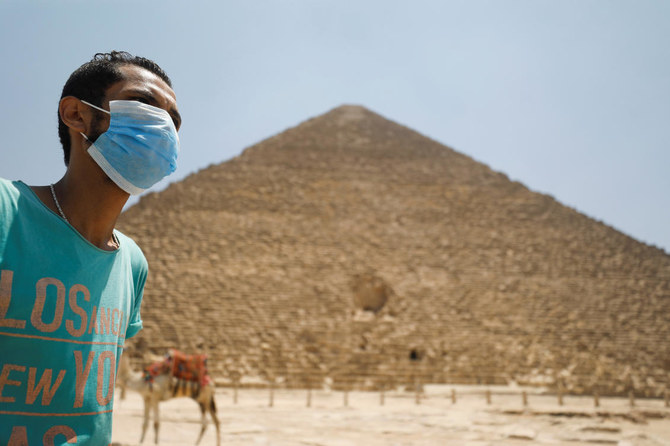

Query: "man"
left=0, top=51, right=181, bottom=445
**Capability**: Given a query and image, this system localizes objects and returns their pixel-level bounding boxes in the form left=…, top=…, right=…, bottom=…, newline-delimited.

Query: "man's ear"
left=59, top=96, right=87, bottom=133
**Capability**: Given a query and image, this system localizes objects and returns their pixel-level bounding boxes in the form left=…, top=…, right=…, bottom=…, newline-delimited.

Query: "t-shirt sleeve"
left=125, top=251, right=148, bottom=339
left=0, top=179, right=19, bottom=246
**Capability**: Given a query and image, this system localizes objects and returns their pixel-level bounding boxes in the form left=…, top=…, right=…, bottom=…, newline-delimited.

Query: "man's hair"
left=58, top=51, right=173, bottom=165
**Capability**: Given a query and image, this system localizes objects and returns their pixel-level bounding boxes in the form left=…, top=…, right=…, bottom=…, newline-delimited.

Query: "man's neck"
left=32, top=170, right=129, bottom=251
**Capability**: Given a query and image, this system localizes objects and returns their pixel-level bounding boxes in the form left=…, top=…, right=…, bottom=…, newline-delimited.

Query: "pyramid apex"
left=326, top=104, right=375, bottom=122
left=331, top=104, right=370, bottom=112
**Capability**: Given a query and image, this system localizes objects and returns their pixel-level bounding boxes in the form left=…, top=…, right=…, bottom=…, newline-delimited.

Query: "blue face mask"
left=80, top=100, right=180, bottom=195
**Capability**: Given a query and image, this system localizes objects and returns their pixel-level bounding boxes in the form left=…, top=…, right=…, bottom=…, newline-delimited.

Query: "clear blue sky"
left=1, top=0, right=668, bottom=252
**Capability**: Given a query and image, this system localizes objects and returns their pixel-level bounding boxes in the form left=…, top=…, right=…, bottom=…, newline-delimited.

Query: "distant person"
left=0, top=51, right=181, bottom=445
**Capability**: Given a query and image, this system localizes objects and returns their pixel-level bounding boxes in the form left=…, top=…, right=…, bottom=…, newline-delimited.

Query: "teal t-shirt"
left=0, top=179, right=147, bottom=445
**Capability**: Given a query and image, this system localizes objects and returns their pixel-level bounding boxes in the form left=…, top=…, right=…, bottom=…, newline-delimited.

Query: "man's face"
left=89, top=64, right=181, bottom=140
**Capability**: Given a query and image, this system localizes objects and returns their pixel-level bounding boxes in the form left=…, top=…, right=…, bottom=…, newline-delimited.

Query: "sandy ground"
left=111, top=385, right=670, bottom=445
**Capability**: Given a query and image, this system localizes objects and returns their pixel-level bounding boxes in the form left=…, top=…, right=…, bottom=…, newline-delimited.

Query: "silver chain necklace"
left=50, top=183, right=69, bottom=223
left=49, top=183, right=119, bottom=249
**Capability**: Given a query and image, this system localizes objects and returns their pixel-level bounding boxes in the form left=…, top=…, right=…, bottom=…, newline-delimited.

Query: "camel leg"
left=195, top=402, right=208, bottom=445
left=140, top=397, right=150, bottom=444
left=209, top=397, right=221, bottom=446
left=153, top=397, right=160, bottom=445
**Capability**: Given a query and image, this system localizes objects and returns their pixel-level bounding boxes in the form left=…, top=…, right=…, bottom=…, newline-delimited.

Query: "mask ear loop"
left=79, top=99, right=111, bottom=143
left=80, top=100, right=111, bottom=115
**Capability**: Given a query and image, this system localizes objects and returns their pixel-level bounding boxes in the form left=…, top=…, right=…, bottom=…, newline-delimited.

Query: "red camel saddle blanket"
left=144, top=349, right=212, bottom=386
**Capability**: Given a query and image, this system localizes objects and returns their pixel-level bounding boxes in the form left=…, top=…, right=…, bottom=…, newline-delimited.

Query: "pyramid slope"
left=118, top=105, right=670, bottom=395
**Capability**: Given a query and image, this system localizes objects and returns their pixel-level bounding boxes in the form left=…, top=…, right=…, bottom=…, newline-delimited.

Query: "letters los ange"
left=0, top=269, right=129, bottom=443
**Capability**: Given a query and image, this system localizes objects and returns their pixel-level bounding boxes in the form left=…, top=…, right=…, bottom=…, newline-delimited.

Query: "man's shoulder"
left=0, top=177, right=21, bottom=196
left=115, top=230, right=148, bottom=269
left=0, top=178, right=24, bottom=214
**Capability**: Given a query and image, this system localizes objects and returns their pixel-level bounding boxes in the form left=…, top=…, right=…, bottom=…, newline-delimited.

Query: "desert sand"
left=111, top=384, right=670, bottom=445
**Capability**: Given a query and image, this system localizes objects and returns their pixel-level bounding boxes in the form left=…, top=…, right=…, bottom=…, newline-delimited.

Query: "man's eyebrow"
left=125, top=88, right=156, bottom=103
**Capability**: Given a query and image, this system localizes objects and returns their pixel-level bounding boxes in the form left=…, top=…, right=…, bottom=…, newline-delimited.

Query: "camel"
left=116, top=352, right=221, bottom=446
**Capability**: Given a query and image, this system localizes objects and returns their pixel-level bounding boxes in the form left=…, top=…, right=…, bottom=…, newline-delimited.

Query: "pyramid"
left=117, top=105, right=670, bottom=396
